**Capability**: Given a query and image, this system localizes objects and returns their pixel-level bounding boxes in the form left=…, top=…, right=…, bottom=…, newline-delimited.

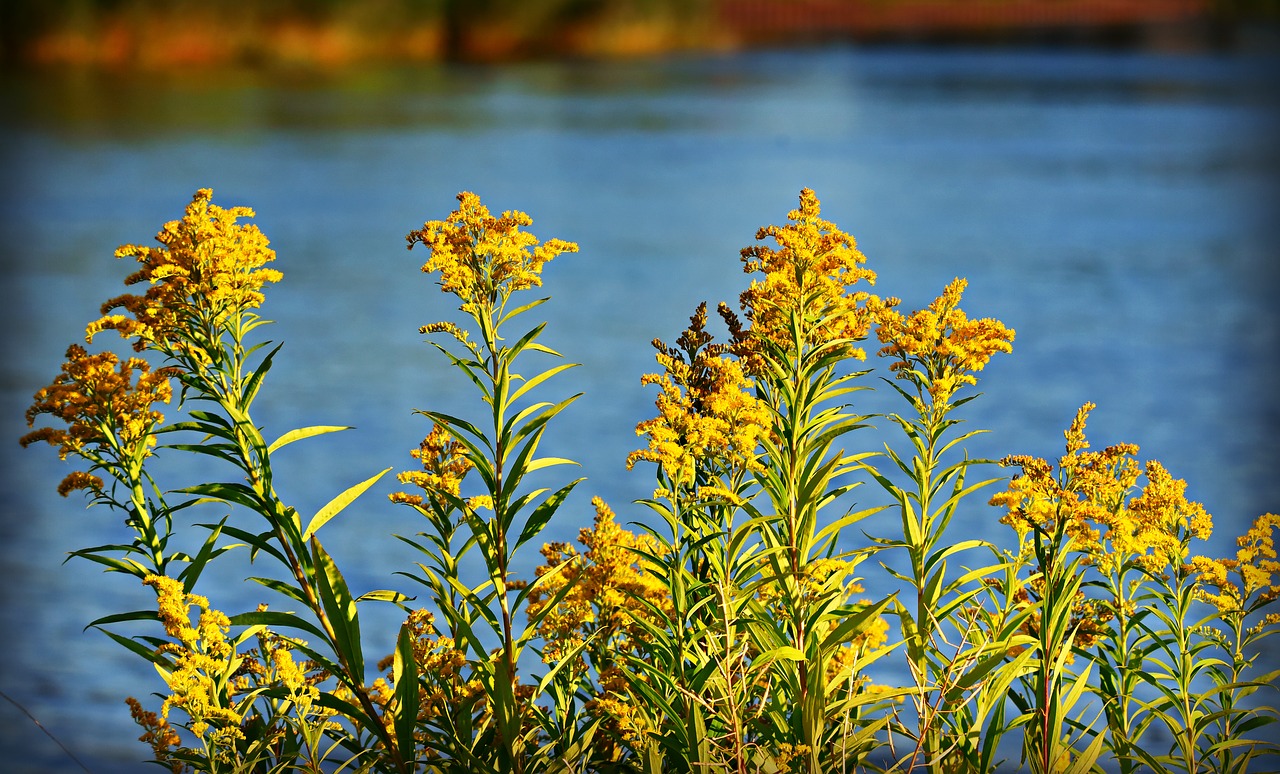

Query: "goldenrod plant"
left=21, top=187, right=1280, bottom=773
left=867, top=279, right=1029, bottom=772
left=387, top=192, right=584, bottom=773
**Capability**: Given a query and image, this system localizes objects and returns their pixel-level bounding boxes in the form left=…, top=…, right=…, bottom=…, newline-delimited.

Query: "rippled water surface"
left=2, top=46, right=1278, bottom=771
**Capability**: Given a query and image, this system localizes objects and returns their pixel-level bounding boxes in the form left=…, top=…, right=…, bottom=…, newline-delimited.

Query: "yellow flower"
left=997, top=404, right=1211, bottom=582
left=989, top=406, right=1223, bottom=650
left=269, top=643, right=321, bottom=715
left=1110, top=460, right=1211, bottom=573
left=1189, top=555, right=1240, bottom=613
left=772, top=743, right=814, bottom=774
left=21, top=345, right=178, bottom=495
left=126, top=696, right=184, bottom=773
left=737, top=188, right=879, bottom=357
left=406, top=191, right=578, bottom=316
left=390, top=423, right=474, bottom=507
left=86, top=188, right=281, bottom=353
left=1191, top=513, right=1280, bottom=613
left=990, top=404, right=1153, bottom=563
left=142, top=575, right=242, bottom=744
left=874, top=277, right=1014, bottom=407
left=627, top=303, right=772, bottom=491
left=528, top=497, right=672, bottom=668
left=371, top=607, right=479, bottom=734
left=586, top=665, right=658, bottom=758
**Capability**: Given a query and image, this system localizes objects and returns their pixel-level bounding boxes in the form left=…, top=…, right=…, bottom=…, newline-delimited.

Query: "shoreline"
left=1, top=0, right=1270, bottom=72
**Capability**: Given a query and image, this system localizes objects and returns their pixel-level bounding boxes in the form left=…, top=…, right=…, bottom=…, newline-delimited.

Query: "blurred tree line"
left=0, top=0, right=715, bottom=66
left=1, top=0, right=1274, bottom=68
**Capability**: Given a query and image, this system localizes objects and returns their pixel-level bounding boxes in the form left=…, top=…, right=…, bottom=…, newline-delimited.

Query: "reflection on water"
left=2, top=46, right=1278, bottom=772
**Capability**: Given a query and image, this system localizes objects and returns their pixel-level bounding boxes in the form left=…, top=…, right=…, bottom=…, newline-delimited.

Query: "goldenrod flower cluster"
left=390, top=423, right=474, bottom=507
left=21, top=344, right=178, bottom=496
left=525, top=499, right=676, bottom=760
left=771, top=742, right=815, bottom=774
left=406, top=191, right=578, bottom=316
left=143, top=575, right=244, bottom=747
left=738, top=188, right=878, bottom=356
left=371, top=608, right=478, bottom=739
left=873, top=277, right=1015, bottom=407
left=230, top=625, right=330, bottom=713
left=590, top=665, right=657, bottom=754
left=1190, top=513, right=1280, bottom=614
left=992, top=403, right=1211, bottom=576
left=627, top=304, right=772, bottom=494
left=528, top=497, right=672, bottom=667
left=1117, top=460, right=1212, bottom=573
left=126, top=696, right=184, bottom=773
left=825, top=613, right=892, bottom=684
left=86, top=188, right=281, bottom=353
left=990, top=404, right=1221, bottom=655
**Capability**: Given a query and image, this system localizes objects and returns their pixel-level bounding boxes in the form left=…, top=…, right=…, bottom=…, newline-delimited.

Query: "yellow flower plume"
left=389, top=423, right=474, bottom=508
left=738, top=188, right=879, bottom=357
left=1191, top=513, right=1280, bottom=613
left=21, top=344, right=178, bottom=496
left=874, top=277, right=1015, bottom=407
left=86, top=188, right=281, bottom=353
left=528, top=497, right=673, bottom=668
left=406, top=190, right=578, bottom=317
left=992, top=404, right=1211, bottom=570
left=143, top=575, right=243, bottom=744
left=627, top=303, right=772, bottom=493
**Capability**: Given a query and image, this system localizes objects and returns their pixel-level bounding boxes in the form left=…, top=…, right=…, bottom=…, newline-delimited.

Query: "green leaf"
left=1064, top=724, right=1106, bottom=774
left=267, top=425, right=352, bottom=454
left=227, top=610, right=329, bottom=642
left=247, top=576, right=309, bottom=606
left=178, top=517, right=229, bottom=588
left=200, top=523, right=287, bottom=565
left=85, top=609, right=159, bottom=630
left=93, top=626, right=170, bottom=666
left=315, top=683, right=384, bottom=738
left=509, top=362, right=577, bottom=406
left=241, top=342, right=284, bottom=409
left=356, top=589, right=413, bottom=604
left=177, top=481, right=264, bottom=512
left=66, top=550, right=149, bottom=578
left=392, top=622, right=419, bottom=767
left=497, top=295, right=550, bottom=328
left=163, top=442, right=239, bottom=464
left=185, top=410, right=233, bottom=429
left=506, top=320, right=550, bottom=361
left=312, top=537, right=364, bottom=681
left=755, top=646, right=806, bottom=667
left=513, top=479, right=583, bottom=554
left=302, top=467, right=392, bottom=542
left=814, top=504, right=889, bottom=548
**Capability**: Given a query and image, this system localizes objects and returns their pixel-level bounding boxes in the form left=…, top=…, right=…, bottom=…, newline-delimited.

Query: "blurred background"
left=2, top=1, right=1278, bottom=771
left=1, top=0, right=1279, bottom=66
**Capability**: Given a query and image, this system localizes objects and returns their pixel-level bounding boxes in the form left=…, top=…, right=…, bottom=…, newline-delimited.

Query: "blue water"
left=1, top=46, right=1278, bottom=772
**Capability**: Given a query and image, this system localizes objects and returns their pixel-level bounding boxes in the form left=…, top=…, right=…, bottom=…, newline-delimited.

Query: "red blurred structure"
left=717, top=0, right=1213, bottom=44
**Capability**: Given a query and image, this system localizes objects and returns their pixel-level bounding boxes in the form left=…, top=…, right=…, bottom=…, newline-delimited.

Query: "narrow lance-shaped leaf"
left=240, top=341, right=283, bottom=409
left=267, top=425, right=352, bottom=454
left=514, top=479, right=583, bottom=554
left=302, top=467, right=393, bottom=542
left=312, top=536, right=364, bottom=682
left=229, top=609, right=330, bottom=643
left=392, top=622, right=420, bottom=767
